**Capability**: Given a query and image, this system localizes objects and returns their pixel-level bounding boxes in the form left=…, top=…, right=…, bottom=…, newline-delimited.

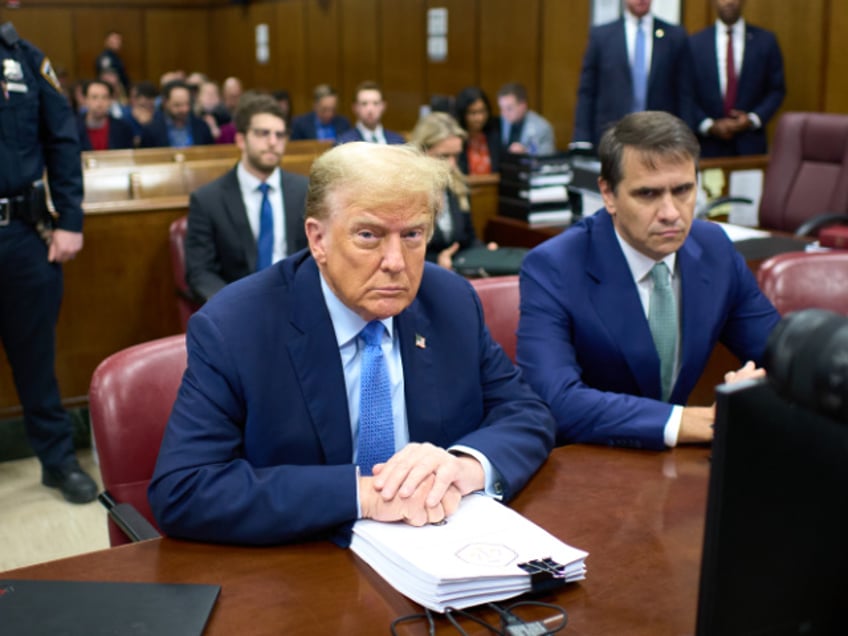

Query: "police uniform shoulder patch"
left=40, top=57, right=62, bottom=93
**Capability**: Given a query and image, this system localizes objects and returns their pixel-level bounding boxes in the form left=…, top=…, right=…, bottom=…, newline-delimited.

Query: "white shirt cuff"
left=663, top=405, right=684, bottom=447
left=748, top=112, right=762, bottom=129
left=449, top=444, right=504, bottom=499
left=699, top=118, right=714, bottom=137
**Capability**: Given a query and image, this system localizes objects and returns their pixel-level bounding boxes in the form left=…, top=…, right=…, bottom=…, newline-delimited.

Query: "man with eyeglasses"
left=184, top=93, right=308, bottom=302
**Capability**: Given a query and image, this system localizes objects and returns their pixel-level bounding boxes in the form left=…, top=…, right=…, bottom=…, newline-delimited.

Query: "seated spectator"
left=148, top=141, right=555, bottom=545
left=336, top=81, right=405, bottom=145
left=272, top=89, right=292, bottom=126
left=140, top=80, right=214, bottom=148
left=290, top=84, right=351, bottom=141
left=222, top=76, right=243, bottom=117
left=76, top=79, right=134, bottom=151
left=409, top=112, right=497, bottom=268
left=497, top=82, right=556, bottom=155
left=123, top=81, right=157, bottom=146
left=455, top=86, right=502, bottom=175
left=98, top=68, right=128, bottom=120
left=194, top=80, right=235, bottom=143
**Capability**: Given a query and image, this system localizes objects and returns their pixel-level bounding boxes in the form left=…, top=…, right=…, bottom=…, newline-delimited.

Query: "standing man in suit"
left=76, top=80, right=134, bottom=151
left=686, top=0, right=785, bottom=157
left=94, top=30, right=129, bottom=94
left=571, top=0, right=689, bottom=150
left=518, top=111, right=780, bottom=450
left=336, top=81, right=405, bottom=145
left=139, top=80, right=214, bottom=148
left=184, top=94, right=308, bottom=302
left=149, top=142, right=555, bottom=545
left=289, top=84, right=351, bottom=141
left=497, top=83, right=556, bottom=155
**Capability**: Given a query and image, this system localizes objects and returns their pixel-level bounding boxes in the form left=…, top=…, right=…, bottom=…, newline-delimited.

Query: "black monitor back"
left=697, top=379, right=848, bottom=635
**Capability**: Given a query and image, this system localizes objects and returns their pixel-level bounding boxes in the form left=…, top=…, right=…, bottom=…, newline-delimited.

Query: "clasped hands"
left=709, top=110, right=753, bottom=140
left=358, top=442, right=485, bottom=527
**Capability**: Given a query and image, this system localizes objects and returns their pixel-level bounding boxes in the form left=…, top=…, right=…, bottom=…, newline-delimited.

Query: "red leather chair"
left=757, top=251, right=848, bottom=315
left=89, top=334, right=187, bottom=546
left=168, top=216, right=202, bottom=331
left=759, top=112, right=848, bottom=235
left=469, top=276, right=520, bottom=363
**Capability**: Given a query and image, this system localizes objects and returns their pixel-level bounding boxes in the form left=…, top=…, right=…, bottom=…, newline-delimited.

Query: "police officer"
left=0, top=22, right=97, bottom=503
left=94, top=30, right=129, bottom=94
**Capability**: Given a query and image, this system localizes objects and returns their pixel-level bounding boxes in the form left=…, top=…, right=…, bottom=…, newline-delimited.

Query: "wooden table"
left=2, top=445, right=710, bottom=635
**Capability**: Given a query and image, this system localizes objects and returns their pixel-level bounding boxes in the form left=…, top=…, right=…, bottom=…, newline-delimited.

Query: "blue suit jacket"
left=289, top=112, right=351, bottom=141
left=686, top=24, right=785, bottom=157
left=139, top=110, right=215, bottom=148
left=517, top=210, right=780, bottom=450
left=149, top=252, right=555, bottom=545
left=573, top=16, right=690, bottom=147
left=336, top=127, right=406, bottom=145
left=76, top=114, right=135, bottom=151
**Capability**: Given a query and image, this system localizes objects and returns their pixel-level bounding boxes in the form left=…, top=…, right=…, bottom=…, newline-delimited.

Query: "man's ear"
left=305, top=218, right=327, bottom=265
left=598, top=178, right=617, bottom=216
left=235, top=132, right=246, bottom=153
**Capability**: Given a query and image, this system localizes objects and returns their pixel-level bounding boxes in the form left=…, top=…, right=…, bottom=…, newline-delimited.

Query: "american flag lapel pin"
left=415, top=333, right=427, bottom=349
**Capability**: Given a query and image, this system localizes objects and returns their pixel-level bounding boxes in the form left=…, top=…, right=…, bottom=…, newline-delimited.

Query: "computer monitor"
left=697, top=379, right=848, bottom=635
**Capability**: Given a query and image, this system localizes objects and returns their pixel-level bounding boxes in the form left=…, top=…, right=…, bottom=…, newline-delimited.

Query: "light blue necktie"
left=358, top=321, right=395, bottom=476
left=632, top=18, right=647, bottom=112
left=649, top=262, right=677, bottom=401
left=256, top=182, right=273, bottom=271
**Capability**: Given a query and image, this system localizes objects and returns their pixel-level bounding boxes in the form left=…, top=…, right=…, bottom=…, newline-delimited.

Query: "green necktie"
left=648, top=262, right=677, bottom=401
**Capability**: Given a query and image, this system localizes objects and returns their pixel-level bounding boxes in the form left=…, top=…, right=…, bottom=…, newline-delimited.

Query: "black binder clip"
left=517, top=557, right=568, bottom=593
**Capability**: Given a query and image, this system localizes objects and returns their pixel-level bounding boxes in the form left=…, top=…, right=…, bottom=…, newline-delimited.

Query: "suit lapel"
left=674, top=232, right=712, bottom=401
left=286, top=258, right=354, bottom=463
left=395, top=298, right=443, bottom=444
left=586, top=212, right=662, bottom=398
left=613, top=19, right=634, bottom=95
left=222, top=169, right=258, bottom=272
left=279, top=171, right=299, bottom=254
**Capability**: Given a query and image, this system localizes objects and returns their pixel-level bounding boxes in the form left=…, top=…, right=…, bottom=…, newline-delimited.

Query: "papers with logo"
left=350, top=494, right=588, bottom=612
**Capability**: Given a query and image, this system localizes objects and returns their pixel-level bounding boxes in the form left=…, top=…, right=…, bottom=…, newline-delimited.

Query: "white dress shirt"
left=356, top=122, right=387, bottom=144
left=625, top=11, right=655, bottom=78
left=236, top=163, right=288, bottom=264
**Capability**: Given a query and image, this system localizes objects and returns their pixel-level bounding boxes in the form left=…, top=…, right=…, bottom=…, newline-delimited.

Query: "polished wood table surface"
left=2, top=445, right=711, bottom=635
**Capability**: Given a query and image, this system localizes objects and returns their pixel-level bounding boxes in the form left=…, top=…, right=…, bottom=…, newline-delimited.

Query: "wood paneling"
left=144, top=9, right=210, bottom=84
left=824, top=0, right=848, bottom=112
left=339, top=0, right=379, bottom=109
left=208, top=5, right=254, bottom=84
left=273, top=2, right=309, bottom=115
left=380, top=0, right=427, bottom=131
left=425, top=0, right=478, bottom=99
left=305, top=0, right=341, bottom=95
left=71, top=8, right=145, bottom=85
left=4, top=9, right=76, bottom=81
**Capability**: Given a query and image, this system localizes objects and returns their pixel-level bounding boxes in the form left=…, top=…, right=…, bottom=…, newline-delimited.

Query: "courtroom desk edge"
left=83, top=196, right=189, bottom=215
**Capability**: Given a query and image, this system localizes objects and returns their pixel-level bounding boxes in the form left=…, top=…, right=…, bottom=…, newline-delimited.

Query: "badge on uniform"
left=40, top=57, right=62, bottom=93
left=3, top=58, right=23, bottom=81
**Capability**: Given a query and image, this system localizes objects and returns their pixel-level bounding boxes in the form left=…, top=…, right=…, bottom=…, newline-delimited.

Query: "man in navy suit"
left=518, top=111, right=779, bottom=451
left=76, top=80, right=134, bottom=151
left=149, top=142, right=555, bottom=545
left=685, top=0, right=785, bottom=157
left=184, top=94, right=308, bottom=302
left=139, top=80, right=214, bottom=148
left=571, top=0, right=689, bottom=150
left=289, top=83, right=351, bottom=141
left=336, top=81, right=405, bottom=145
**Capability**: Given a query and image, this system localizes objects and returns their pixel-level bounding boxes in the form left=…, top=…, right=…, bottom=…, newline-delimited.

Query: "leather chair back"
left=89, top=335, right=187, bottom=546
left=757, top=251, right=848, bottom=315
left=759, top=112, right=848, bottom=233
left=168, top=216, right=201, bottom=331
left=469, top=276, right=520, bottom=363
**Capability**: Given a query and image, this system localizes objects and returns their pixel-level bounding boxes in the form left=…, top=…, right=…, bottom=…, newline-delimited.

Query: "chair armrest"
left=793, top=213, right=848, bottom=238
left=98, top=491, right=162, bottom=543
left=696, top=196, right=755, bottom=220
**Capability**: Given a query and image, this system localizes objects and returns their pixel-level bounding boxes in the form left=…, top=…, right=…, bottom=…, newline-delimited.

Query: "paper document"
left=715, top=222, right=771, bottom=242
left=520, top=185, right=569, bottom=203
left=350, top=494, right=588, bottom=612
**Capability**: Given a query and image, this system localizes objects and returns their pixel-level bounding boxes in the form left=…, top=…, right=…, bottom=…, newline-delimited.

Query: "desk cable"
left=390, top=600, right=568, bottom=635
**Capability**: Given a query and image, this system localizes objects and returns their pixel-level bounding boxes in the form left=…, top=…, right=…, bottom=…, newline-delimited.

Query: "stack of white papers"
left=350, top=494, right=588, bottom=612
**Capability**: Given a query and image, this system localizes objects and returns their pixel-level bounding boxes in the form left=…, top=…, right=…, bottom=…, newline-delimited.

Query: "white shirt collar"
left=613, top=225, right=677, bottom=284
left=717, top=17, right=745, bottom=35
left=236, top=162, right=280, bottom=192
left=625, top=10, right=653, bottom=30
left=318, top=272, right=394, bottom=349
left=356, top=122, right=385, bottom=142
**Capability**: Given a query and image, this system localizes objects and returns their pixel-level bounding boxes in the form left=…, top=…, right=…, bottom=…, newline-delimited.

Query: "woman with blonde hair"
left=409, top=112, right=496, bottom=269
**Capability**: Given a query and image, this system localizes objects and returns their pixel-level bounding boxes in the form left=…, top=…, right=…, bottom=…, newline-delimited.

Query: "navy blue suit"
left=149, top=252, right=555, bottom=545
left=573, top=16, right=690, bottom=147
left=686, top=24, right=785, bottom=157
left=289, top=112, right=351, bottom=141
left=517, top=210, right=780, bottom=450
left=76, top=114, right=134, bottom=150
left=336, top=127, right=406, bottom=145
left=139, top=110, right=214, bottom=148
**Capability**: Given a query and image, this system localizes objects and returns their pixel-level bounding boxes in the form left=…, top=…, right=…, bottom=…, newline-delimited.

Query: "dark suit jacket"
left=289, top=112, right=351, bottom=141
left=139, top=110, right=215, bottom=148
left=517, top=209, right=780, bottom=450
left=149, top=252, right=555, bottom=545
left=573, top=16, right=690, bottom=147
left=686, top=24, right=785, bottom=157
left=426, top=190, right=481, bottom=262
left=336, top=127, right=406, bottom=145
left=76, top=114, right=135, bottom=150
left=184, top=167, right=308, bottom=301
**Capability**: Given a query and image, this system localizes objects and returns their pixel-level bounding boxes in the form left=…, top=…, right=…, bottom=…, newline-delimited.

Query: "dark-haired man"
left=76, top=80, right=133, bottom=151
left=336, top=81, right=405, bottom=145
left=184, top=94, right=308, bottom=302
left=139, top=80, right=214, bottom=148
left=290, top=84, right=350, bottom=141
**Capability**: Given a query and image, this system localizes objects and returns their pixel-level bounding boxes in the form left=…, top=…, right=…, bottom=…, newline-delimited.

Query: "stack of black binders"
left=498, top=152, right=574, bottom=227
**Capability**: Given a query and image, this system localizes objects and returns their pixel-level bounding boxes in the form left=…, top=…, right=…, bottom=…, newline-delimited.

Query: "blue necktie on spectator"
left=256, top=182, right=273, bottom=271
left=358, top=321, right=395, bottom=476
left=632, top=18, right=647, bottom=112
left=648, top=262, right=677, bottom=401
